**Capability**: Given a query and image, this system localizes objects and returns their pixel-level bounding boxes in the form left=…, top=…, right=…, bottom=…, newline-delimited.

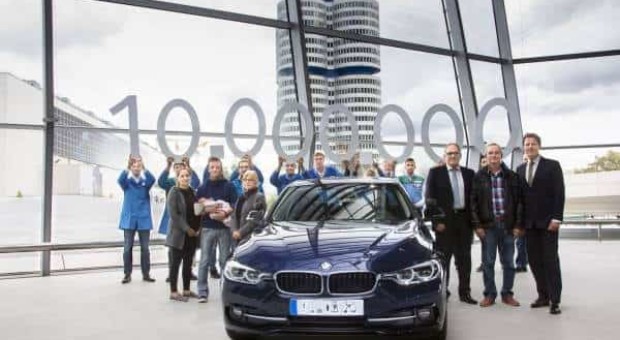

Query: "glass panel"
left=516, top=56, right=620, bottom=147
left=0, top=253, right=40, bottom=275
left=0, top=129, right=43, bottom=246
left=528, top=147, right=620, bottom=217
left=379, top=46, right=463, bottom=173
left=296, top=30, right=464, bottom=175
left=50, top=132, right=161, bottom=244
left=161, top=0, right=281, bottom=19
left=470, top=61, right=512, bottom=150
left=51, top=0, right=284, bottom=251
left=0, top=0, right=44, bottom=125
left=299, top=0, right=450, bottom=49
left=53, top=0, right=282, bottom=132
left=506, top=0, right=620, bottom=58
left=49, top=248, right=168, bottom=272
left=458, top=0, right=499, bottom=57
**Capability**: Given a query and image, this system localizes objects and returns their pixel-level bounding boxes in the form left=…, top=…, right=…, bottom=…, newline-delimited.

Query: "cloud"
left=0, top=0, right=127, bottom=58
left=507, top=0, right=620, bottom=57
left=379, top=1, right=449, bottom=48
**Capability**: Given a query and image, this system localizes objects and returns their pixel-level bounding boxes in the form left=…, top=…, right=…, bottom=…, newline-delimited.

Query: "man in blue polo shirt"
left=270, top=156, right=304, bottom=194
left=303, top=151, right=342, bottom=179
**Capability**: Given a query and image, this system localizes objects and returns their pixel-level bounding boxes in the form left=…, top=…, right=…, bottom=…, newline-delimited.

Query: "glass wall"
left=0, top=0, right=44, bottom=274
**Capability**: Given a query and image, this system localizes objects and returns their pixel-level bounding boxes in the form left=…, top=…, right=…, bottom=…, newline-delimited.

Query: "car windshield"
left=270, top=182, right=414, bottom=223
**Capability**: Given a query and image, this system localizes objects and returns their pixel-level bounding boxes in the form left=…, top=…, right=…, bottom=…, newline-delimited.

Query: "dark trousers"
left=435, top=213, right=473, bottom=296
left=515, top=236, right=528, bottom=268
left=526, top=229, right=562, bottom=304
left=169, top=237, right=197, bottom=293
left=123, top=229, right=150, bottom=277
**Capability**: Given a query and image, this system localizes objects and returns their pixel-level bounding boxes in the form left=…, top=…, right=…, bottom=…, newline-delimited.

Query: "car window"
left=271, top=183, right=413, bottom=223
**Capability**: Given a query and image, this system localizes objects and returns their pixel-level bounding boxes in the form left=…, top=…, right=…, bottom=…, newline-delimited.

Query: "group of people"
left=117, top=132, right=565, bottom=314
left=425, top=133, right=565, bottom=315
left=118, top=154, right=267, bottom=302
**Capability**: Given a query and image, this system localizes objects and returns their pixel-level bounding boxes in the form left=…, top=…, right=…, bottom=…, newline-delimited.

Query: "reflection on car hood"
left=233, top=220, right=434, bottom=274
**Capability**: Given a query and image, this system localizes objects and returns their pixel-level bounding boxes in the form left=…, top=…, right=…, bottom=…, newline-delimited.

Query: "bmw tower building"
left=277, top=0, right=381, bottom=159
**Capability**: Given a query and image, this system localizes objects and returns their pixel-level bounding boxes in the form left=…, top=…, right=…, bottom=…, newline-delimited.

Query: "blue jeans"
left=481, top=222, right=515, bottom=299
left=515, top=235, right=528, bottom=268
left=208, top=240, right=217, bottom=269
left=123, top=229, right=151, bottom=277
left=197, top=228, right=231, bottom=298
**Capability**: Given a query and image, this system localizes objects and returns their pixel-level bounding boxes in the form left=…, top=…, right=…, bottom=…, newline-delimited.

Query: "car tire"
left=225, top=329, right=257, bottom=340
left=434, top=310, right=447, bottom=340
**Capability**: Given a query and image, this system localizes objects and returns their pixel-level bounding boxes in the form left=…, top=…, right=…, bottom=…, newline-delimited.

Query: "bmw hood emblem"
left=320, top=262, right=332, bottom=271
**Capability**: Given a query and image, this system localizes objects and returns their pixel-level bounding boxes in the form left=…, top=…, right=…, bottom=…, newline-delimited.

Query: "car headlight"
left=384, top=259, right=442, bottom=286
left=224, top=260, right=268, bottom=285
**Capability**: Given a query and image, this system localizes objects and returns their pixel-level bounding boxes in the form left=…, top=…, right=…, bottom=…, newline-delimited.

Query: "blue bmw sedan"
left=222, top=178, right=447, bottom=339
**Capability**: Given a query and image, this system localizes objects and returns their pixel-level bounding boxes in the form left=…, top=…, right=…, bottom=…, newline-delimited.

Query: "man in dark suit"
left=425, top=143, right=477, bottom=305
left=516, top=133, right=565, bottom=315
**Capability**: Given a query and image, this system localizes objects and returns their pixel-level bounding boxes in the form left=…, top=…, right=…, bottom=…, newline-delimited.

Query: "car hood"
left=233, top=220, right=434, bottom=274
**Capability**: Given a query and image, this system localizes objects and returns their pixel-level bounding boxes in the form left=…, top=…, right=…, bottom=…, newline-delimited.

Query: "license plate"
left=290, top=299, right=364, bottom=316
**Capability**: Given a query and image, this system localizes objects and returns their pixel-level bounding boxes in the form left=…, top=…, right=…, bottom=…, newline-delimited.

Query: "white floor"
left=1, top=240, right=619, bottom=340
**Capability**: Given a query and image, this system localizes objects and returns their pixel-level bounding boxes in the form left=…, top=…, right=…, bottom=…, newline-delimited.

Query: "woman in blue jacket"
left=118, top=155, right=156, bottom=284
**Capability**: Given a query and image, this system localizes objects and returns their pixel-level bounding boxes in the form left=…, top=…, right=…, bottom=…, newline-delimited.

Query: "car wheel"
left=225, top=329, right=257, bottom=340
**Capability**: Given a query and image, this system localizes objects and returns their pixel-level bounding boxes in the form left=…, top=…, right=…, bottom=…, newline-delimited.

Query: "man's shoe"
left=190, top=272, right=198, bottom=281
left=121, top=275, right=131, bottom=284
left=530, top=298, right=550, bottom=308
left=209, top=268, right=221, bottom=279
left=515, top=267, right=527, bottom=273
left=550, top=304, right=562, bottom=315
left=479, top=297, right=495, bottom=307
left=142, top=276, right=156, bottom=283
left=459, top=294, right=478, bottom=305
left=501, top=295, right=521, bottom=307
left=198, top=296, right=208, bottom=303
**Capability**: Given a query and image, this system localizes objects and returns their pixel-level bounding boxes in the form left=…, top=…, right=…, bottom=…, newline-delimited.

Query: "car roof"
left=287, top=177, right=401, bottom=187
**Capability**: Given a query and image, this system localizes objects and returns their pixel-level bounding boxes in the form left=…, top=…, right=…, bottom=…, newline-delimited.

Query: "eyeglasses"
left=445, top=152, right=460, bottom=156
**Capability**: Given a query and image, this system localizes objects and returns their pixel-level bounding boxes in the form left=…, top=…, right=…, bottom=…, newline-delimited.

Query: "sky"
left=0, top=0, right=619, bottom=176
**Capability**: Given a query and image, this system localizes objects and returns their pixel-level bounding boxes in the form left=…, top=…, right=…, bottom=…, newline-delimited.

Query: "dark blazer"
left=425, top=165, right=475, bottom=226
left=231, top=190, right=267, bottom=240
left=165, top=186, right=198, bottom=250
left=470, top=163, right=524, bottom=230
left=516, top=156, right=565, bottom=229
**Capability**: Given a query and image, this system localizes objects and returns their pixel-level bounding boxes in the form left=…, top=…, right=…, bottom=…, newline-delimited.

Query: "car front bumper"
left=222, top=278, right=446, bottom=337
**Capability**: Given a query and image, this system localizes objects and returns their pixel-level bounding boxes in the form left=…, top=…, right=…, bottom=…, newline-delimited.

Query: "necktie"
left=450, top=168, right=461, bottom=208
left=527, top=160, right=535, bottom=186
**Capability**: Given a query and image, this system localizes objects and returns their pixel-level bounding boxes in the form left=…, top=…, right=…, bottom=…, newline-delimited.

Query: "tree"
left=575, top=150, right=620, bottom=173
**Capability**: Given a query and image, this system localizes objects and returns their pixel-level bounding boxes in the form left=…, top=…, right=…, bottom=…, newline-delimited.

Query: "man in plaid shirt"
left=470, top=143, right=525, bottom=308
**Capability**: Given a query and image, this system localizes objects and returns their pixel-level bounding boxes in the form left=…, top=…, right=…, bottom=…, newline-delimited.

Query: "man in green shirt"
left=398, top=158, right=425, bottom=207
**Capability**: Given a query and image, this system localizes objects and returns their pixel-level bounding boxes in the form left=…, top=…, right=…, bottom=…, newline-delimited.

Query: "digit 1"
left=110, top=95, right=140, bottom=156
